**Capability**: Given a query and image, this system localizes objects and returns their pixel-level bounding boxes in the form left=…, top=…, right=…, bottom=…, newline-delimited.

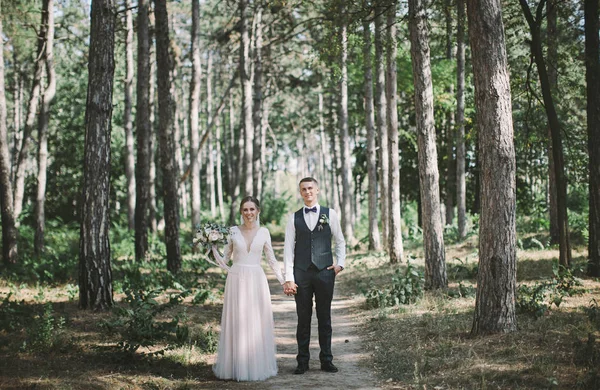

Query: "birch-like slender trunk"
left=189, top=0, right=201, bottom=227
left=339, top=13, right=354, bottom=243
left=363, top=10, right=381, bottom=251
left=240, top=0, right=253, bottom=197
left=375, top=4, right=389, bottom=250
left=386, top=1, right=403, bottom=263
left=149, top=47, right=158, bottom=233
left=444, top=0, right=455, bottom=226
left=456, top=0, right=467, bottom=239
left=547, top=0, right=559, bottom=245
left=409, top=0, right=447, bottom=288
left=252, top=6, right=264, bottom=198
left=206, top=52, right=216, bottom=217
left=35, top=0, right=56, bottom=255
left=0, top=0, right=18, bottom=265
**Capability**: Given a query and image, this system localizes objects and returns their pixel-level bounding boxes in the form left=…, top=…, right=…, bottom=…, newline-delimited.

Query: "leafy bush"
left=101, top=289, right=190, bottom=355
left=365, top=261, right=425, bottom=309
left=196, top=325, right=218, bottom=353
left=0, top=292, right=30, bottom=332
left=447, top=257, right=478, bottom=280
left=24, top=303, right=67, bottom=352
left=260, top=191, right=293, bottom=226
left=516, top=262, right=584, bottom=318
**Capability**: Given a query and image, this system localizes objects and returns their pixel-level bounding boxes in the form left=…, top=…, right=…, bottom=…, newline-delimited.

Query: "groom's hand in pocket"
left=328, top=264, right=344, bottom=276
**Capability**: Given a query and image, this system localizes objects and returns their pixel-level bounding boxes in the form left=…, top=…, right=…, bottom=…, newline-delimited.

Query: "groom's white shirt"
left=283, top=204, right=346, bottom=283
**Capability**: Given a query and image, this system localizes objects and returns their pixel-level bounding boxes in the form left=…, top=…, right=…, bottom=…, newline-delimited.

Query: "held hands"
left=283, top=281, right=298, bottom=296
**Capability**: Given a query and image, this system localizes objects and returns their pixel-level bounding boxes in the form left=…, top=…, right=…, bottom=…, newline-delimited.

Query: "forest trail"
left=201, top=264, right=381, bottom=390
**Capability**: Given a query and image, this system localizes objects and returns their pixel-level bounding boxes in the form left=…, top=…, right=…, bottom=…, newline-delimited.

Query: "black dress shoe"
left=320, top=362, right=339, bottom=373
left=294, top=364, right=309, bottom=374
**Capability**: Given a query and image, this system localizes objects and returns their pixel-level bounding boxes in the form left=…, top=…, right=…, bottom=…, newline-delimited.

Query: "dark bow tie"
left=304, top=206, right=317, bottom=214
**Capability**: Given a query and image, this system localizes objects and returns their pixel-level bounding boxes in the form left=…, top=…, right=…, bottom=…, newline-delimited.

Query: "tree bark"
left=79, top=0, right=115, bottom=310
left=363, top=9, right=382, bottom=252
left=456, top=0, right=467, bottom=239
left=240, top=0, right=253, bottom=197
left=338, top=8, right=354, bottom=244
left=135, top=0, right=152, bottom=261
left=155, top=0, right=181, bottom=273
left=387, top=1, right=403, bottom=263
left=519, top=0, right=571, bottom=268
left=547, top=0, right=559, bottom=245
left=0, top=1, right=18, bottom=265
left=123, top=0, right=136, bottom=231
left=585, top=0, right=600, bottom=276
left=375, top=1, right=389, bottom=250
left=35, top=0, right=56, bottom=255
left=468, top=0, right=517, bottom=334
left=444, top=0, right=455, bottom=226
left=189, top=0, right=202, bottom=228
left=206, top=52, right=216, bottom=217
left=409, top=0, right=447, bottom=288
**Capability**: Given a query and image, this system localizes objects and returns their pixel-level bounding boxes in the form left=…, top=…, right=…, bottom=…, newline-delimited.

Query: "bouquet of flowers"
left=193, top=222, right=231, bottom=267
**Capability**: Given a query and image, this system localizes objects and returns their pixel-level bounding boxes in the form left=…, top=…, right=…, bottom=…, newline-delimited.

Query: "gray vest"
left=294, top=207, right=333, bottom=271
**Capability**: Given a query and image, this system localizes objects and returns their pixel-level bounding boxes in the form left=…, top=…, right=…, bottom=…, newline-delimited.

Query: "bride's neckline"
left=237, top=225, right=261, bottom=253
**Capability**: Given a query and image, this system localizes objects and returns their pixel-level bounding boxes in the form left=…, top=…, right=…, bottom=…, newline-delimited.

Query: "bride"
left=210, top=195, right=285, bottom=381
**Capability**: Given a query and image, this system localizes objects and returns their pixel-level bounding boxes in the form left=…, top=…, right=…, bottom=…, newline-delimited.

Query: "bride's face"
left=241, top=201, right=259, bottom=224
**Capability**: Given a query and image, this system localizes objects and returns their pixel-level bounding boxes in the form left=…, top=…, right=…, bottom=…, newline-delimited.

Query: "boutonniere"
left=318, top=214, right=330, bottom=231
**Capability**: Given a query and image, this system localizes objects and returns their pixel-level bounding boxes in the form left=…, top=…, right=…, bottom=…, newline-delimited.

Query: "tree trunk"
left=375, top=2, right=389, bottom=250
left=318, top=88, right=330, bottom=203
left=547, top=0, right=559, bottom=245
left=387, top=1, right=403, bottom=263
left=123, top=0, right=135, bottom=231
left=519, top=0, right=571, bottom=268
left=11, top=49, right=22, bottom=182
left=149, top=43, right=158, bottom=233
left=189, top=0, right=201, bottom=228
left=363, top=10, right=381, bottom=252
left=216, top=107, right=225, bottom=222
left=456, top=0, right=467, bottom=239
left=14, top=4, right=47, bottom=222
left=155, top=0, right=181, bottom=273
left=206, top=52, right=217, bottom=217
left=240, top=0, right=253, bottom=197
left=409, top=0, right=447, bottom=288
left=585, top=0, right=600, bottom=276
left=252, top=6, right=263, bottom=198
left=0, top=1, right=18, bottom=265
left=135, top=0, right=152, bottom=261
left=444, top=0, right=455, bottom=226
left=228, top=54, right=242, bottom=225
left=338, top=9, right=354, bottom=244
left=79, top=0, right=115, bottom=310
left=35, top=0, right=56, bottom=255
left=468, top=0, right=517, bottom=334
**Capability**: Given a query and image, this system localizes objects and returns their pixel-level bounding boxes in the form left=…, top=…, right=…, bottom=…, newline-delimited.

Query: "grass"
left=341, top=236, right=600, bottom=389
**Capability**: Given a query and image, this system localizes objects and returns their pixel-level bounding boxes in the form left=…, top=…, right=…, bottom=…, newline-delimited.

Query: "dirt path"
left=201, top=271, right=381, bottom=389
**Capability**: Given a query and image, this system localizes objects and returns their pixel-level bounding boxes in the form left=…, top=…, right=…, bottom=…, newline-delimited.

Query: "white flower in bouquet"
left=208, top=231, right=223, bottom=242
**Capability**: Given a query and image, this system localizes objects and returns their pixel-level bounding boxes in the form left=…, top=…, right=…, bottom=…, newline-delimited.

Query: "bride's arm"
left=263, top=230, right=285, bottom=285
left=211, top=237, right=233, bottom=271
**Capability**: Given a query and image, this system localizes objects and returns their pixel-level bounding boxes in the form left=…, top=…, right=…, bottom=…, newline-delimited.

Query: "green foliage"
left=196, top=326, right=218, bottom=354
left=260, top=191, right=293, bottom=226
left=24, top=303, right=67, bottom=352
left=516, top=263, right=584, bottom=318
left=447, top=257, right=478, bottom=281
left=446, top=282, right=476, bottom=299
left=584, top=299, right=600, bottom=331
left=365, top=261, right=425, bottom=309
left=0, top=292, right=29, bottom=332
left=101, top=289, right=190, bottom=355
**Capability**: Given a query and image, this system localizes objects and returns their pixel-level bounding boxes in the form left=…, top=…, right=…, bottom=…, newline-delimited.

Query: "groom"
left=283, top=177, right=346, bottom=374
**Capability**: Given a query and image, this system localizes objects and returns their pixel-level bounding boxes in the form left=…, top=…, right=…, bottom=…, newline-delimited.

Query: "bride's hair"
left=239, top=196, right=261, bottom=227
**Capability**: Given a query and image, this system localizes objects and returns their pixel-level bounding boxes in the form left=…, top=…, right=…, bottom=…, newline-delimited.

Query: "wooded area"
left=0, top=0, right=599, bottom=388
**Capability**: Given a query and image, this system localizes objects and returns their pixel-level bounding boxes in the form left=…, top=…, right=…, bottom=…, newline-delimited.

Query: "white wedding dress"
left=211, top=226, right=285, bottom=381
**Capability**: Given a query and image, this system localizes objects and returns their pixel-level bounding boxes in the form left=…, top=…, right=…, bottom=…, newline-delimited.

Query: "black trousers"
left=293, top=264, right=336, bottom=365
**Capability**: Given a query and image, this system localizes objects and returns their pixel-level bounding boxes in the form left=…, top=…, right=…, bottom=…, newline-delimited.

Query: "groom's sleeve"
left=283, top=214, right=296, bottom=282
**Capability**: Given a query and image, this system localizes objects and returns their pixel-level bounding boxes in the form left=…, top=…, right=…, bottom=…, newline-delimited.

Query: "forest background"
left=0, top=0, right=599, bottom=388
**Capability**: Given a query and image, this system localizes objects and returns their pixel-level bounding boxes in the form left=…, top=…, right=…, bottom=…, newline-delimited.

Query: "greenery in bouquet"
left=193, top=222, right=231, bottom=251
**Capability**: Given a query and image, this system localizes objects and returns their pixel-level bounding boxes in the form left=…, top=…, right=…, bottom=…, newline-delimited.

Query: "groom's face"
left=299, top=181, right=319, bottom=206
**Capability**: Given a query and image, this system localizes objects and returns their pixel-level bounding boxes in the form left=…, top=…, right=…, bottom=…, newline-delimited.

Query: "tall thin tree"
left=0, top=0, right=18, bottom=265
left=135, top=0, right=152, bottom=262
left=252, top=5, right=264, bottom=198
left=79, top=0, right=116, bottom=310
left=387, top=0, right=403, bottom=263
left=34, top=0, right=56, bottom=255
left=547, top=0, right=559, bottom=245
left=585, top=0, right=600, bottom=276
left=155, top=0, right=182, bottom=273
left=363, top=8, right=381, bottom=251
left=240, top=0, right=253, bottom=196
left=409, top=0, right=447, bottom=288
left=468, top=0, right=517, bottom=334
left=123, top=0, right=136, bottom=231
left=455, top=0, right=467, bottom=239
left=519, top=0, right=571, bottom=268
left=189, top=0, right=202, bottom=228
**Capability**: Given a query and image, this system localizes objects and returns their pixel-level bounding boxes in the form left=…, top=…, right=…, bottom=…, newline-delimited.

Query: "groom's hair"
left=299, top=177, right=318, bottom=186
